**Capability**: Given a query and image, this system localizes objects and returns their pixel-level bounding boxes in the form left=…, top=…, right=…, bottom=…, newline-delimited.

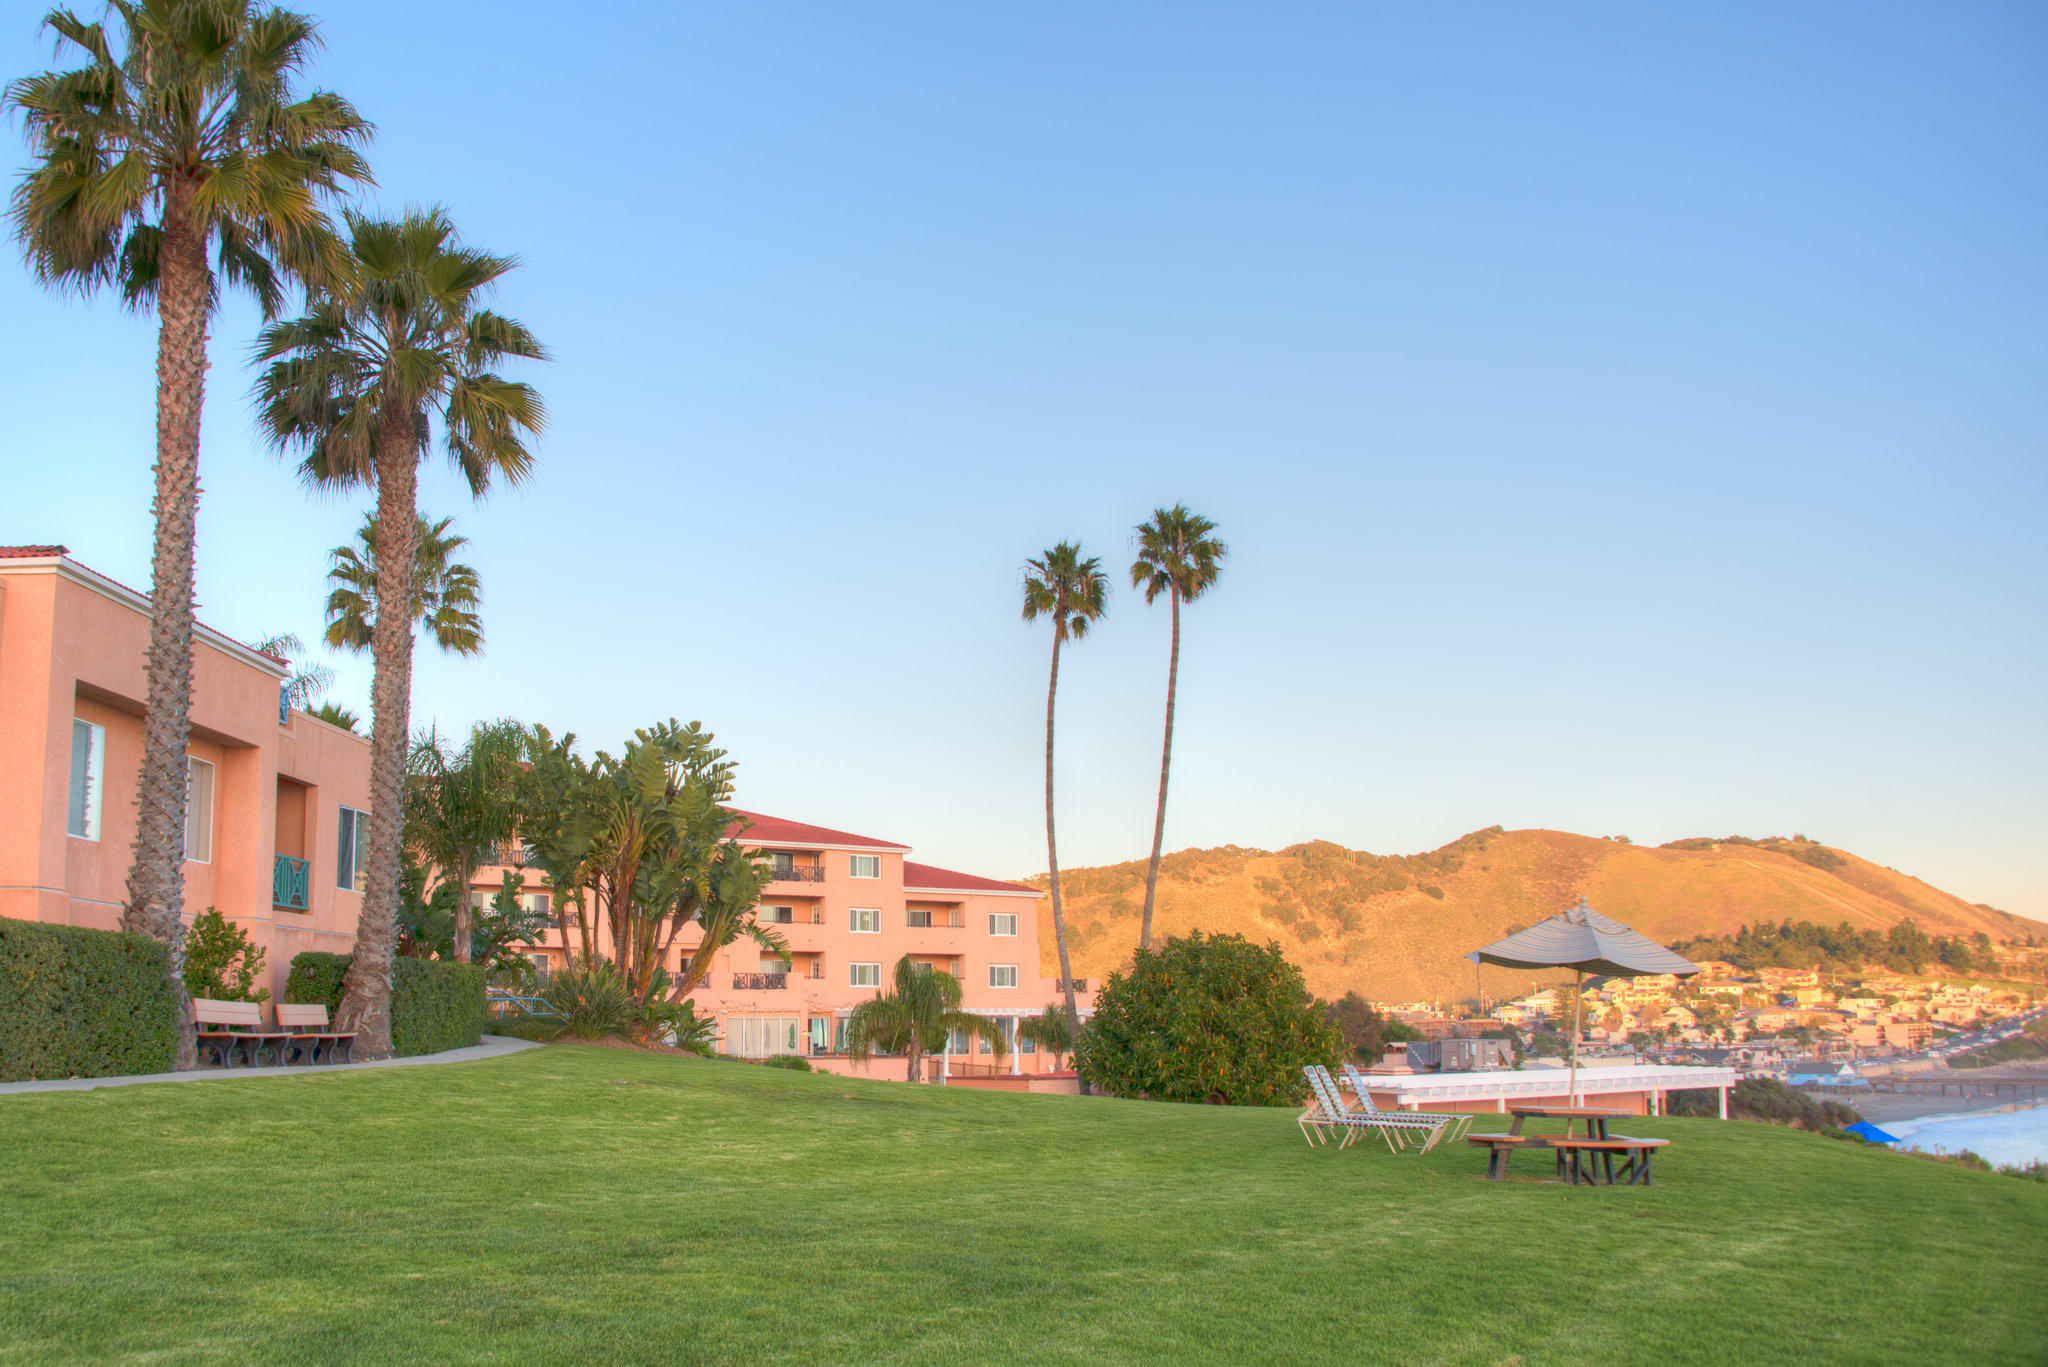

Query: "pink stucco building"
left=0, top=547, right=370, bottom=996
left=490, top=811, right=1090, bottom=1079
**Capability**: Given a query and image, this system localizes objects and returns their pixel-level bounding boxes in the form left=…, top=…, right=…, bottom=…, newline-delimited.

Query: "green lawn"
left=2, top=1045, right=2042, bottom=1366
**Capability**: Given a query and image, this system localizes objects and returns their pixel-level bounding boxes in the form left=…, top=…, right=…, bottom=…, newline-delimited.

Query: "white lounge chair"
left=1300, top=1066, right=1452, bottom=1152
left=1341, top=1062, right=1476, bottom=1145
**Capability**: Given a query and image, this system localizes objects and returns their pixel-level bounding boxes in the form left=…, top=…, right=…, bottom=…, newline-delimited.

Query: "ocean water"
left=1885, top=1105, right=2048, bottom=1168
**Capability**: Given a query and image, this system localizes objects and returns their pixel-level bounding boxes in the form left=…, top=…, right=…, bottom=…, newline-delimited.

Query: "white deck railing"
left=1366, top=1063, right=1738, bottom=1114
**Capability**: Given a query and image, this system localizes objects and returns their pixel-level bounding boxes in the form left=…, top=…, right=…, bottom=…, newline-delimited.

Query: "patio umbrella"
left=1466, top=897, right=1700, bottom=1104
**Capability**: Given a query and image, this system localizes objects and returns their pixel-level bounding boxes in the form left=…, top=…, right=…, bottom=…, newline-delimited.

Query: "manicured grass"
left=2, top=1045, right=2042, bottom=1365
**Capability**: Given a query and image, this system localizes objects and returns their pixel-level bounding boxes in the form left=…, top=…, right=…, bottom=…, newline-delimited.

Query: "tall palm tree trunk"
left=1046, top=635, right=1080, bottom=1039
left=1139, top=588, right=1181, bottom=952
left=336, top=418, right=420, bottom=1059
left=451, top=853, right=474, bottom=965
left=123, top=184, right=209, bottom=1072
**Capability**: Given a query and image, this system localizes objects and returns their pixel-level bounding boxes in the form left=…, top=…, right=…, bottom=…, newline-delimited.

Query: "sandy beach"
left=1847, top=1058, right=2048, bottom=1123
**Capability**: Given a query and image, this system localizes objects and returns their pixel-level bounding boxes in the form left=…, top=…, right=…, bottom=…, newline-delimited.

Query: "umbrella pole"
left=1569, top=969, right=1583, bottom=1106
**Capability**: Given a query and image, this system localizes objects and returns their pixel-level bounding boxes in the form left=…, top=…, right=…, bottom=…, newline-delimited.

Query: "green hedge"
left=285, top=952, right=487, bottom=1058
left=0, top=921, right=179, bottom=1081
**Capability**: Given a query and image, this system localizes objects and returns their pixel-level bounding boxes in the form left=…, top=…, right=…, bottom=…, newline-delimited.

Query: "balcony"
left=766, top=863, right=827, bottom=884
left=272, top=854, right=310, bottom=912
left=732, top=972, right=789, bottom=991
left=1057, top=978, right=1090, bottom=993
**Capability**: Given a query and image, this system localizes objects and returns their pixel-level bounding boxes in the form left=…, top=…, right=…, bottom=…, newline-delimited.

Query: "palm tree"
left=309, top=701, right=360, bottom=732
left=254, top=209, right=546, bottom=1058
left=323, top=513, right=484, bottom=657
left=1021, top=541, right=1108, bottom=1041
left=7, top=2, right=370, bottom=1064
left=250, top=632, right=334, bottom=711
left=843, top=958, right=1007, bottom=1083
left=1017, top=1003, right=1076, bottom=1066
left=409, top=719, right=528, bottom=964
left=1129, top=506, right=1227, bottom=952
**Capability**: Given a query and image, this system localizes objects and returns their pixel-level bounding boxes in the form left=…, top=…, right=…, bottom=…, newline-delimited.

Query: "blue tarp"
left=1844, top=1121, right=1899, bottom=1144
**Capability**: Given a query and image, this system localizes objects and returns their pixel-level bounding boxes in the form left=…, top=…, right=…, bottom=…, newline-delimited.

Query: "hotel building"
left=0, top=547, right=371, bottom=994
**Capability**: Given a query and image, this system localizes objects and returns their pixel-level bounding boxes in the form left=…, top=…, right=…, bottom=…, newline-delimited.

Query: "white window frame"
left=180, top=755, right=215, bottom=864
left=849, top=962, right=882, bottom=988
left=989, top=965, right=1019, bottom=989
left=849, top=907, right=880, bottom=934
left=988, top=912, right=1018, bottom=937
left=67, top=719, right=105, bottom=841
left=337, top=806, right=370, bottom=891
left=849, top=854, right=880, bottom=879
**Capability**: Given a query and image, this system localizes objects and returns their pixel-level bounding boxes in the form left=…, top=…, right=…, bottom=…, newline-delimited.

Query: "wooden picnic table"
left=1471, top=1107, right=1667, bottom=1185
left=1507, top=1105, right=1632, bottom=1140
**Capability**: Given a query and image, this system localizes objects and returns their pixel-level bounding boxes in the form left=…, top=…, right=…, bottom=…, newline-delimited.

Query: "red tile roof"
left=0, top=545, right=67, bottom=558
left=903, top=861, right=1040, bottom=895
left=727, top=809, right=910, bottom=851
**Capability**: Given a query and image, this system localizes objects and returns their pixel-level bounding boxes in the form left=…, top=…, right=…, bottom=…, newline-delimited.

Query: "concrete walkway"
left=0, top=1032, right=543, bottom=1095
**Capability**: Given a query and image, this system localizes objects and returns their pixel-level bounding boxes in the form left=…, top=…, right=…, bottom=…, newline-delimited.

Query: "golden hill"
left=1029, top=829, right=2046, bottom=1005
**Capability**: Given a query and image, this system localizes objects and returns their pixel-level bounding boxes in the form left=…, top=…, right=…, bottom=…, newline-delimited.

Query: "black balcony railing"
left=732, top=972, right=788, bottom=991
left=767, top=863, right=827, bottom=883
left=1057, top=978, right=1089, bottom=993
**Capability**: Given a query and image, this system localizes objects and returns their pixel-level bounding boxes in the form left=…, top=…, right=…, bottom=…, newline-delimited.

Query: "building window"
left=989, top=965, right=1019, bottom=989
left=337, top=806, right=370, bottom=891
left=769, top=851, right=795, bottom=878
left=762, top=905, right=794, bottom=925
left=808, top=1017, right=829, bottom=1053
left=522, top=893, right=551, bottom=916
left=946, top=1027, right=971, bottom=1054
left=907, top=909, right=934, bottom=928
left=181, top=756, right=214, bottom=863
left=67, top=719, right=105, bottom=840
left=726, top=1017, right=800, bottom=1058
left=850, top=962, right=881, bottom=987
left=988, top=913, right=1018, bottom=937
left=760, top=956, right=792, bottom=975
left=850, top=854, right=880, bottom=879
left=849, top=908, right=880, bottom=934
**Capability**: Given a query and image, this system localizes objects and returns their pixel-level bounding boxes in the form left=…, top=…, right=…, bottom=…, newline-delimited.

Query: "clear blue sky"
left=5, top=3, right=2044, bottom=918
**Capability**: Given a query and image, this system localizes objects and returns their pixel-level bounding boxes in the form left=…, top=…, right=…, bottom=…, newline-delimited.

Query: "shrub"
left=1668, top=1077, right=1861, bottom=1131
left=1077, top=931, right=1343, bottom=1106
left=540, top=960, right=639, bottom=1039
left=760, top=1053, right=813, bottom=1071
left=285, top=952, right=487, bottom=1057
left=181, top=907, right=268, bottom=1003
left=0, top=921, right=179, bottom=1081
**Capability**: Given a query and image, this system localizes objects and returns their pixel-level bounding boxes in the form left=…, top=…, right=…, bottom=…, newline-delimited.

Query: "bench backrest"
left=192, top=998, right=265, bottom=1030
left=1303, top=1065, right=1347, bottom=1117
left=275, top=1003, right=332, bottom=1030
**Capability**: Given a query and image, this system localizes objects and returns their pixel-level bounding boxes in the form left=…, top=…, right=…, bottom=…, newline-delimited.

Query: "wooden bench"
left=275, top=1003, right=356, bottom=1065
left=1548, top=1136, right=1669, bottom=1186
left=192, top=998, right=290, bottom=1068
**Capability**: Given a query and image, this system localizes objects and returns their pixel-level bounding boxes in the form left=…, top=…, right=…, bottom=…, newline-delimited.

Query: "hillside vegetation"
left=1032, top=829, right=2046, bottom=1004
left=2, top=1044, right=2044, bottom=1364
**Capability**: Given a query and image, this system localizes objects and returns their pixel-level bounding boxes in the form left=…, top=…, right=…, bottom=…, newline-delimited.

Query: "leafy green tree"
left=255, top=210, right=546, bottom=1059
left=409, top=719, right=527, bottom=963
left=514, top=721, right=777, bottom=1006
left=323, top=513, right=484, bottom=656
left=181, top=907, right=268, bottom=1002
left=844, top=958, right=1007, bottom=1083
left=8, top=1, right=370, bottom=1067
left=1323, top=991, right=1419, bottom=1064
left=1129, top=506, right=1226, bottom=952
left=1021, top=541, right=1108, bottom=1040
left=1078, top=931, right=1343, bottom=1105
